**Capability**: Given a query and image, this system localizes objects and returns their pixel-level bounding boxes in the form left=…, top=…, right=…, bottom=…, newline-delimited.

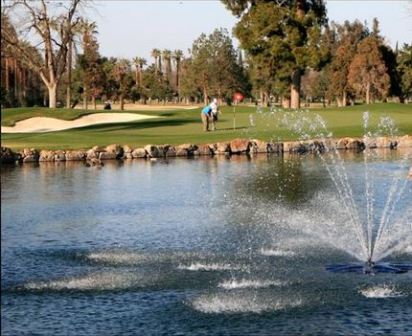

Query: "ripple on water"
left=260, top=248, right=296, bottom=257
left=190, top=293, right=303, bottom=314
left=21, top=271, right=149, bottom=292
left=85, top=251, right=150, bottom=265
left=218, top=279, right=287, bottom=290
left=359, top=285, right=404, bottom=298
left=177, top=262, right=241, bottom=271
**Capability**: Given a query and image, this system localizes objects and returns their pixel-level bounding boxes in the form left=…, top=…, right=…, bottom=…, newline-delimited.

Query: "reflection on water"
left=1, top=151, right=412, bottom=335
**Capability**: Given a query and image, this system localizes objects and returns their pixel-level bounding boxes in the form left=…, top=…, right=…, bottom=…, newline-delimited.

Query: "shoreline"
left=1, top=135, right=411, bottom=165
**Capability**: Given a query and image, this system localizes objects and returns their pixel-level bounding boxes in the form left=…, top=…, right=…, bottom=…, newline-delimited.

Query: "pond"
left=1, top=151, right=411, bottom=335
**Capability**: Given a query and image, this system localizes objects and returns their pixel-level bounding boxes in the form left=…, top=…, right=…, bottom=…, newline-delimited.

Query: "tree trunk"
left=14, top=59, right=18, bottom=99
left=342, top=90, right=347, bottom=107
left=203, top=86, right=208, bottom=105
left=263, top=91, right=269, bottom=107
left=48, top=84, right=57, bottom=108
left=92, top=96, right=96, bottom=110
left=120, top=94, right=124, bottom=110
left=282, top=97, right=291, bottom=108
left=5, top=57, right=10, bottom=91
left=66, top=38, right=72, bottom=108
left=175, top=63, right=180, bottom=97
left=366, top=82, right=370, bottom=104
left=290, top=69, right=301, bottom=109
left=83, top=86, right=88, bottom=110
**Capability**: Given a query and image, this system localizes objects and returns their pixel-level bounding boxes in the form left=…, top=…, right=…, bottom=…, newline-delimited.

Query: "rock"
left=346, top=139, right=365, bottom=150
left=165, top=146, right=177, bottom=157
left=373, top=137, right=390, bottom=148
left=175, top=148, right=189, bottom=157
left=54, top=150, right=66, bottom=162
left=105, top=144, right=123, bottom=158
left=309, top=140, right=325, bottom=153
left=157, top=145, right=169, bottom=157
left=283, top=141, right=303, bottom=153
left=250, top=139, right=268, bottom=153
left=23, top=155, right=38, bottom=163
left=214, top=142, right=230, bottom=154
left=65, top=150, right=86, bottom=161
left=323, top=138, right=338, bottom=151
left=336, top=138, right=349, bottom=150
left=144, top=145, right=160, bottom=158
left=39, top=150, right=54, bottom=162
left=1, top=147, right=17, bottom=164
left=131, top=148, right=147, bottom=158
left=21, top=148, right=39, bottom=161
left=197, top=144, right=214, bottom=156
left=230, top=139, right=250, bottom=154
left=86, top=149, right=98, bottom=159
left=176, top=144, right=198, bottom=156
left=397, top=135, right=412, bottom=148
left=99, top=151, right=117, bottom=160
left=409, top=167, right=412, bottom=179
left=177, top=144, right=198, bottom=156
left=122, top=145, right=133, bottom=154
left=267, top=142, right=283, bottom=153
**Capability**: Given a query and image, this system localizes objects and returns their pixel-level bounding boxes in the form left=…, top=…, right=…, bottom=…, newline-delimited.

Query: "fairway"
left=1, top=103, right=411, bottom=150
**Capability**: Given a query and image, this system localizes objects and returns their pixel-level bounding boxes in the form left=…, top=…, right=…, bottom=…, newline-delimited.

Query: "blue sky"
left=90, top=0, right=412, bottom=61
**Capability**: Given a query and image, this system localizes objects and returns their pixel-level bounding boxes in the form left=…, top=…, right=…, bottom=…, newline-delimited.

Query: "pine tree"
left=222, top=0, right=327, bottom=108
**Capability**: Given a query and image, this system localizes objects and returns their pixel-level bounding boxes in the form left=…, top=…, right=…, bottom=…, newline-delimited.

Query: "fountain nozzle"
left=363, top=258, right=375, bottom=274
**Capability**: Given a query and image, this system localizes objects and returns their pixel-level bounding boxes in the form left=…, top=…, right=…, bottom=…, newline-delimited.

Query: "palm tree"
left=151, top=48, right=161, bottom=74
left=132, top=57, right=146, bottom=88
left=162, top=49, right=172, bottom=81
left=173, top=49, right=183, bottom=97
left=112, top=59, right=131, bottom=110
left=79, top=19, right=98, bottom=110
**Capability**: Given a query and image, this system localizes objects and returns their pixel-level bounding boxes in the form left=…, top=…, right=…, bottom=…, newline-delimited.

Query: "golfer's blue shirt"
left=202, top=106, right=212, bottom=114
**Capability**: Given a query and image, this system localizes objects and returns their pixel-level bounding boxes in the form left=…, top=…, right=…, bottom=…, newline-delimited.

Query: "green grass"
left=1, top=103, right=411, bottom=150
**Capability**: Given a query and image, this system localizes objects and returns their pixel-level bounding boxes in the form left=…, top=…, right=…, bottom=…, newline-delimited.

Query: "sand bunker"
left=1, top=113, right=160, bottom=133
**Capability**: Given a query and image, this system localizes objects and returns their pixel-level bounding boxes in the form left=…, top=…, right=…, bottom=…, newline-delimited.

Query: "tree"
left=151, top=48, right=161, bottom=74
left=111, top=59, right=132, bottom=110
left=190, top=28, right=248, bottom=104
left=142, top=65, right=173, bottom=102
left=162, top=49, right=172, bottom=83
left=78, top=19, right=99, bottom=110
left=328, top=20, right=368, bottom=106
left=172, top=49, right=183, bottom=98
left=396, top=44, right=412, bottom=103
left=223, top=0, right=327, bottom=108
left=1, top=13, right=44, bottom=107
left=348, top=36, right=390, bottom=104
left=2, top=0, right=84, bottom=108
left=132, top=57, right=146, bottom=89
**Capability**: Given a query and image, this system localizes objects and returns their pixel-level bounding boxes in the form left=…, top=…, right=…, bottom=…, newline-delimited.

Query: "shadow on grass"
left=73, top=117, right=195, bottom=133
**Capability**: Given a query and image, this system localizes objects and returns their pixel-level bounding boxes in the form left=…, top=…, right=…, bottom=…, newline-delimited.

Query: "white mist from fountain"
left=247, top=107, right=411, bottom=271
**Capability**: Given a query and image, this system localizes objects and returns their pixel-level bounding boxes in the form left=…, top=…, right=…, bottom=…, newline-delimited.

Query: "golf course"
left=1, top=103, right=412, bottom=150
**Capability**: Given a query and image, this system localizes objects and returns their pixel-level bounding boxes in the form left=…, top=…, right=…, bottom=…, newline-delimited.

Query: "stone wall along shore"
left=1, top=135, right=411, bottom=165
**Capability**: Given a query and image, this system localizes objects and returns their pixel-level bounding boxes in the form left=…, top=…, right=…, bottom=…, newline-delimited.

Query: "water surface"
left=2, top=152, right=411, bottom=335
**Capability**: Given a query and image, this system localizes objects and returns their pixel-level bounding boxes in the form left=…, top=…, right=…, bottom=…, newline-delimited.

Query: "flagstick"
left=233, top=104, right=236, bottom=130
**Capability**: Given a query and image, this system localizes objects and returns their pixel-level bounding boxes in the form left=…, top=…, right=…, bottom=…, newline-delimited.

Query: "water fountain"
left=248, top=107, right=412, bottom=274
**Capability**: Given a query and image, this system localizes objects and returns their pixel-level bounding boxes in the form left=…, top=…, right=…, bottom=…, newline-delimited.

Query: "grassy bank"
left=1, top=103, right=411, bottom=150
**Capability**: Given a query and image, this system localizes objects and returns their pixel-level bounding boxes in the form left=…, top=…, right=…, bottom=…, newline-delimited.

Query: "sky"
left=89, top=0, right=412, bottom=62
